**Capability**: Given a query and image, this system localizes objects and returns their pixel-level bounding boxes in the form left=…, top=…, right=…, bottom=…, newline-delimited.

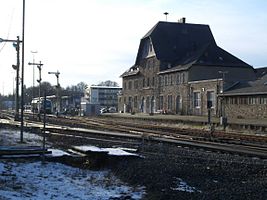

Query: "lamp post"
left=0, top=36, right=22, bottom=121
left=48, top=71, right=60, bottom=115
left=28, top=61, right=43, bottom=120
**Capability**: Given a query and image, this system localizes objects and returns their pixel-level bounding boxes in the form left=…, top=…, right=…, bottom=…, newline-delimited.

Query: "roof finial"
left=163, top=12, right=169, bottom=21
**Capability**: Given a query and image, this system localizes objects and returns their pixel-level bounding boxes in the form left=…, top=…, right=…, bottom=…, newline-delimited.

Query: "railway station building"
left=119, top=19, right=258, bottom=117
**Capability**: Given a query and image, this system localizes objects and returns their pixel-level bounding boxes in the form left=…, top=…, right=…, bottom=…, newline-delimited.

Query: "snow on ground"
left=0, top=129, right=145, bottom=199
left=48, top=148, right=70, bottom=157
left=74, top=145, right=139, bottom=156
left=0, top=129, right=47, bottom=147
left=0, top=161, right=145, bottom=200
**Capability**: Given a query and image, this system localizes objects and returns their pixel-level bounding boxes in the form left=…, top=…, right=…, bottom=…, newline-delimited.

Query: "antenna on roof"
left=163, top=12, right=169, bottom=21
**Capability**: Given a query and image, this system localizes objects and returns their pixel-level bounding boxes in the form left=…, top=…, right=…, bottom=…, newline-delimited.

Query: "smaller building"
left=85, top=85, right=122, bottom=111
left=80, top=102, right=100, bottom=116
left=220, top=69, right=267, bottom=119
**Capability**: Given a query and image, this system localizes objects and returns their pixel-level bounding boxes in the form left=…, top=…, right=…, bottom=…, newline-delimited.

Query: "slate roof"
left=122, top=21, right=253, bottom=77
left=120, top=65, right=140, bottom=78
left=136, top=21, right=216, bottom=65
left=255, top=67, right=267, bottom=78
left=221, top=74, right=267, bottom=96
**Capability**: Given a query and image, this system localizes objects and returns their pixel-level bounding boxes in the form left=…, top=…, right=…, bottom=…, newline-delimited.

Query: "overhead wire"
left=0, top=7, right=15, bottom=54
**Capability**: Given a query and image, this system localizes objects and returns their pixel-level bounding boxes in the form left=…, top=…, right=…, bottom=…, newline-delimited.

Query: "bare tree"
left=97, top=80, right=119, bottom=87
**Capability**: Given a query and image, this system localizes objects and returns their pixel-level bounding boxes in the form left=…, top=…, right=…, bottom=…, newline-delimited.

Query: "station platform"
left=103, top=113, right=267, bottom=134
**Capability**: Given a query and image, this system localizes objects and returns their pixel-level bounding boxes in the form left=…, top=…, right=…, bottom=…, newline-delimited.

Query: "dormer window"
left=141, top=39, right=155, bottom=59
left=149, top=43, right=153, bottom=52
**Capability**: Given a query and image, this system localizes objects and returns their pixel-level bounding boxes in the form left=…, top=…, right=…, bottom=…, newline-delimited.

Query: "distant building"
left=85, top=85, right=122, bottom=110
left=119, top=19, right=256, bottom=116
left=2, top=101, right=14, bottom=110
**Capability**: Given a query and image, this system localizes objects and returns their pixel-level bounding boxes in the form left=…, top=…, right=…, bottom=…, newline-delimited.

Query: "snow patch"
left=74, top=145, right=139, bottom=156
left=48, top=148, right=70, bottom=157
left=171, top=177, right=202, bottom=193
left=0, top=161, right=145, bottom=200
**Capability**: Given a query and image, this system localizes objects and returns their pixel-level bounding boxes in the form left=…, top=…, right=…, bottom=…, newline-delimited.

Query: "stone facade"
left=223, top=95, right=267, bottom=119
left=119, top=21, right=256, bottom=117
left=119, top=56, right=224, bottom=116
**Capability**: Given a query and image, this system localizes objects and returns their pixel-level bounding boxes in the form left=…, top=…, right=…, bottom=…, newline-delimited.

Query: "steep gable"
left=135, top=21, right=216, bottom=67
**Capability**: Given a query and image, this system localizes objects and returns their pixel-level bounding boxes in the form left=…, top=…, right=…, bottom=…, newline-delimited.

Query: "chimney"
left=178, top=17, right=186, bottom=23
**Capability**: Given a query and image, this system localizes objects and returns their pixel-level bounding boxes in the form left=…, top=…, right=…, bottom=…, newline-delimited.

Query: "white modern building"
left=85, top=85, right=122, bottom=110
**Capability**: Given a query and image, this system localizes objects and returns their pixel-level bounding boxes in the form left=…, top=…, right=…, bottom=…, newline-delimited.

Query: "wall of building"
left=188, top=79, right=222, bottom=116
left=120, top=60, right=224, bottom=116
left=89, top=86, right=121, bottom=110
left=120, top=56, right=160, bottom=113
left=224, top=95, right=267, bottom=119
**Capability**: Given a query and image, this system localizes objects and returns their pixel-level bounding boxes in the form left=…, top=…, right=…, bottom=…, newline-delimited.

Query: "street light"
left=0, top=36, right=22, bottom=121
left=48, top=71, right=60, bottom=115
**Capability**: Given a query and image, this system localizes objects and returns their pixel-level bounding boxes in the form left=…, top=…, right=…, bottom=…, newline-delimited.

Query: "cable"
left=0, top=7, right=15, bottom=54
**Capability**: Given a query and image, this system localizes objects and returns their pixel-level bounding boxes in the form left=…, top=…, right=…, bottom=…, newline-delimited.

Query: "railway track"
left=1, top=110, right=267, bottom=159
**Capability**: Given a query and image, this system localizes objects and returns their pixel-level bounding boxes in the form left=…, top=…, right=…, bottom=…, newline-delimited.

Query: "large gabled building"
left=119, top=19, right=256, bottom=116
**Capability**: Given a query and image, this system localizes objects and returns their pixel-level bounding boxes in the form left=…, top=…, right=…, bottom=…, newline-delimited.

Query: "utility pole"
left=29, top=61, right=43, bottom=120
left=31, top=51, right=38, bottom=100
left=13, top=36, right=21, bottom=121
left=0, top=36, right=22, bottom=121
left=20, top=0, right=26, bottom=143
left=48, top=71, right=60, bottom=116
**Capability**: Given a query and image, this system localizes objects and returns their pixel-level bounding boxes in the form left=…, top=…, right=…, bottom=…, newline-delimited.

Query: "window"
left=159, top=76, right=163, bottom=86
left=193, top=92, right=201, bottom=108
left=143, top=78, right=145, bottom=87
left=147, top=60, right=150, bottom=69
left=260, top=97, right=267, bottom=104
left=165, top=76, right=168, bottom=86
left=134, top=96, right=138, bottom=108
left=147, top=77, right=150, bottom=87
left=167, top=95, right=172, bottom=110
left=159, top=96, right=164, bottom=110
left=128, top=96, right=132, bottom=107
left=146, top=96, right=150, bottom=112
left=170, top=75, right=173, bottom=85
left=181, top=73, right=185, bottom=83
left=152, top=77, right=155, bottom=86
left=176, top=74, right=180, bottom=85
left=207, top=91, right=215, bottom=108
left=128, top=81, right=132, bottom=90
left=134, top=80, right=138, bottom=89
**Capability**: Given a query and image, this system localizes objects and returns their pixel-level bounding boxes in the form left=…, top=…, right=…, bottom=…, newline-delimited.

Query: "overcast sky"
left=0, top=0, right=267, bottom=95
